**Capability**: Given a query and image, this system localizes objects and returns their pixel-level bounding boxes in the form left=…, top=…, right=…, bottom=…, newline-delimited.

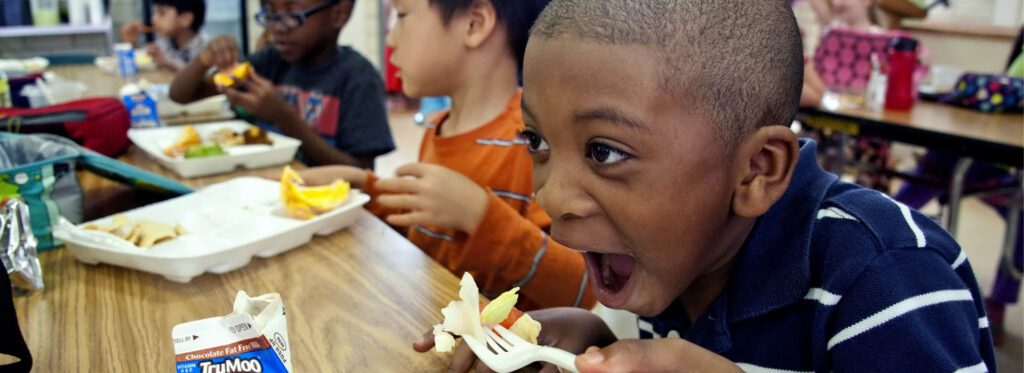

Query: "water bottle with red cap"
left=884, top=36, right=919, bottom=111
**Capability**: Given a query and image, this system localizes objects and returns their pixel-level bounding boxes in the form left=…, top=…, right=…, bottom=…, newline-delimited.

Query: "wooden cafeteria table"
left=49, top=64, right=233, bottom=125
left=13, top=149, right=461, bottom=371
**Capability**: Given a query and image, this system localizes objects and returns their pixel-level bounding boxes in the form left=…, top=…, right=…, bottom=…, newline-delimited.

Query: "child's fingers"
left=537, top=364, right=563, bottom=373
left=248, top=69, right=272, bottom=87
left=385, top=212, right=428, bottom=227
left=375, top=177, right=422, bottom=194
left=411, top=330, right=435, bottom=353
left=447, top=343, right=482, bottom=373
left=394, top=163, right=433, bottom=178
left=376, top=194, right=424, bottom=210
left=224, top=88, right=259, bottom=110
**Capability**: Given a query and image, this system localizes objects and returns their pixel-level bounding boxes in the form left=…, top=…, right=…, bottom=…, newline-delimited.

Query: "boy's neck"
left=677, top=216, right=757, bottom=322
left=441, top=50, right=520, bottom=137
left=171, top=29, right=197, bottom=49
left=297, top=41, right=339, bottom=67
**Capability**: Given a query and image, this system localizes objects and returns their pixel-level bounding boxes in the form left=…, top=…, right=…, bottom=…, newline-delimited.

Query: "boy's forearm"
left=169, top=58, right=217, bottom=104
left=460, top=193, right=596, bottom=309
left=275, top=112, right=374, bottom=168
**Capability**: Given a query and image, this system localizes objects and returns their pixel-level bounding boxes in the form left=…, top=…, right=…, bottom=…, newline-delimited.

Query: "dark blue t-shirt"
left=638, top=139, right=996, bottom=372
left=247, top=46, right=395, bottom=163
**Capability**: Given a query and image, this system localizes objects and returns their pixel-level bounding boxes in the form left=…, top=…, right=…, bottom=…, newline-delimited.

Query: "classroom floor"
left=377, top=111, right=1022, bottom=371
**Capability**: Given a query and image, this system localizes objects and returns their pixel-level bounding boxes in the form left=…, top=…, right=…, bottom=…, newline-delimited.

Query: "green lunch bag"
left=0, top=133, right=192, bottom=251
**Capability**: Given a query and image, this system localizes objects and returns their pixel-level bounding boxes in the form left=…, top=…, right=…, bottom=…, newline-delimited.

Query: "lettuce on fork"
left=433, top=273, right=542, bottom=352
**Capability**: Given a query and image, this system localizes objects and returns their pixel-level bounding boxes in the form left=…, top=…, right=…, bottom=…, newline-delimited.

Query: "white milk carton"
left=172, top=291, right=291, bottom=373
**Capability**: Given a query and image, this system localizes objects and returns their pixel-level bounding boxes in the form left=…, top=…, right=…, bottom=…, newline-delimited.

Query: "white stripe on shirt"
left=827, top=289, right=974, bottom=350
left=736, top=363, right=812, bottom=373
left=476, top=138, right=529, bottom=147
left=493, top=190, right=532, bottom=203
left=805, top=288, right=843, bottom=306
left=952, top=250, right=968, bottom=269
left=414, top=225, right=453, bottom=241
left=953, top=362, right=988, bottom=373
left=884, top=194, right=926, bottom=248
left=816, top=207, right=858, bottom=221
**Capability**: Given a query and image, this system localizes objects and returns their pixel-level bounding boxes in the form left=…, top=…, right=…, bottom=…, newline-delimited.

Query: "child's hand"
left=374, top=163, right=489, bottom=233
left=146, top=44, right=173, bottom=71
left=223, top=70, right=293, bottom=126
left=120, top=21, right=150, bottom=43
left=412, top=308, right=616, bottom=373
left=198, top=36, right=241, bottom=71
left=575, top=338, right=742, bottom=373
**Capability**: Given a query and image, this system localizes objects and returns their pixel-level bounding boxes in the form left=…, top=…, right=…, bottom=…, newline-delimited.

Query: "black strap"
left=0, top=268, right=32, bottom=372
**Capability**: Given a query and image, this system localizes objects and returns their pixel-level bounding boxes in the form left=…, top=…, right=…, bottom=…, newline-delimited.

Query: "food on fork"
left=83, top=214, right=186, bottom=248
left=432, top=273, right=542, bottom=353
left=280, top=166, right=351, bottom=220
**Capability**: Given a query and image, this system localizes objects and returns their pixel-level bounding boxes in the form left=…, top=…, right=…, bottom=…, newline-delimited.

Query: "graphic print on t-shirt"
left=278, top=85, right=341, bottom=137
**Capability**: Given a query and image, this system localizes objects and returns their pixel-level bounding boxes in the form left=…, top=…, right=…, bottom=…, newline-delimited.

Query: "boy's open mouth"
left=584, top=251, right=636, bottom=306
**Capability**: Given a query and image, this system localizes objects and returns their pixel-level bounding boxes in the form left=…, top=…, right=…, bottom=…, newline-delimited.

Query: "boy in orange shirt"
left=300, top=0, right=593, bottom=311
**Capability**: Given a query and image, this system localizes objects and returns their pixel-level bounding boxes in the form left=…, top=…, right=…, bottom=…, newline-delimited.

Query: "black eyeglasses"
left=255, top=0, right=340, bottom=31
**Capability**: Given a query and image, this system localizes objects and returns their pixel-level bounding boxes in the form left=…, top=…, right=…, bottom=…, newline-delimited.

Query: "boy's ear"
left=330, top=1, right=354, bottom=30
left=463, top=0, right=499, bottom=49
left=730, top=125, right=799, bottom=218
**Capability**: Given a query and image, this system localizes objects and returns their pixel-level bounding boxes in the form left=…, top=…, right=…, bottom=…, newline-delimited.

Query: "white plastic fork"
left=462, top=325, right=579, bottom=373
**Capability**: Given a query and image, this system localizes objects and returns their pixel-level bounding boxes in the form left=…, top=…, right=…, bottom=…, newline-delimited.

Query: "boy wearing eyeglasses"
left=169, top=0, right=395, bottom=169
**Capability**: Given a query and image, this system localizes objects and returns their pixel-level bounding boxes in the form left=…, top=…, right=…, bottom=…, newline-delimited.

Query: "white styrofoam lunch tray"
left=54, top=177, right=369, bottom=283
left=128, top=121, right=302, bottom=178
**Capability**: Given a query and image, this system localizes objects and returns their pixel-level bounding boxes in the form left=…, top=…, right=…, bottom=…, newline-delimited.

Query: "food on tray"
left=280, top=166, right=351, bottom=220
left=242, top=126, right=273, bottom=145
left=184, top=144, right=226, bottom=158
left=213, top=62, right=254, bottom=88
left=432, top=273, right=542, bottom=353
left=209, top=126, right=273, bottom=147
left=164, top=125, right=202, bottom=157
left=164, top=125, right=274, bottom=159
left=83, top=214, right=186, bottom=248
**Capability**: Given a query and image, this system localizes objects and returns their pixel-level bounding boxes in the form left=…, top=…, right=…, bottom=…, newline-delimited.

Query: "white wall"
left=339, top=0, right=384, bottom=70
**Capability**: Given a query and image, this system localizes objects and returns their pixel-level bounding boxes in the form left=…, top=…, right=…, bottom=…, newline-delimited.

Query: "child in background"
left=122, top=0, right=209, bottom=72
left=169, top=0, right=394, bottom=169
left=430, top=0, right=994, bottom=371
left=299, top=0, right=594, bottom=311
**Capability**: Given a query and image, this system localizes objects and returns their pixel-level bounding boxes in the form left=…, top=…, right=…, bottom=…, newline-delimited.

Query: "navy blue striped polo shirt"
left=638, top=139, right=996, bottom=372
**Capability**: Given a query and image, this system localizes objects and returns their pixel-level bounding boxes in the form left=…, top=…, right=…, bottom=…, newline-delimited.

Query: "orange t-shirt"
left=365, top=90, right=594, bottom=310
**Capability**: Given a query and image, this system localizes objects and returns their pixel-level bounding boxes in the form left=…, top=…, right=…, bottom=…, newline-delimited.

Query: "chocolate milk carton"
left=173, top=291, right=291, bottom=373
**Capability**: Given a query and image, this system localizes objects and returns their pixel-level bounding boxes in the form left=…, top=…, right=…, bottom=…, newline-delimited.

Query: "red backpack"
left=0, top=98, right=131, bottom=157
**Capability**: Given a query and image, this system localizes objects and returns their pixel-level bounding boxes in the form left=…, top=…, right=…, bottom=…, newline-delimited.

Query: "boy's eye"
left=396, top=12, right=408, bottom=18
left=516, top=129, right=549, bottom=153
left=587, top=142, right=630, bottom=165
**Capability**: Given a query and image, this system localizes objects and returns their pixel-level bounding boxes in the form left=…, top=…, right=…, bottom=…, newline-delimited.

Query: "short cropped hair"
left=153, top=0, right=206, bottom=33
left=531, top=0, right=804, bottom=152
left=429, top=0, right=551, bottom=69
